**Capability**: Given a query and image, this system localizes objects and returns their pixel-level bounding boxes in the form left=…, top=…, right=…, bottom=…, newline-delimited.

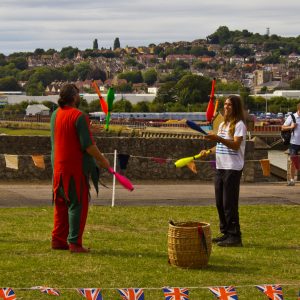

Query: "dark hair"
left=223, top=95, right=246, bottom=137
left=58, top=84, right=79, bottom=108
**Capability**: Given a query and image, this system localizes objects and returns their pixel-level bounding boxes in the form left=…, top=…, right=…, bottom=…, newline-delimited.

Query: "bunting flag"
left=209, top=160, right=216, bottom=170
left=187, top=161, right=197, bottom=174
left=256, top=285, right=284, bottom=300
left=0, top=288, right=16, bottom=300
left=77, top=288, right=103, bottom=300
left=31, top=155, right=45, bottom=169
left=31, top=286, right=60, bottom=296
left=259, top=159, right=270, bottom=177
left=208, top=286, right=238, bottom=300
left=297, top=290, right=300, bottom=300
left=118, top=154, right=131, bottom=170
left=117, top=288, right=144, bottom=300
left=4, top=154, right=18, bottom=170
left=162, top=287, right=189, bottom=300
left=151, top=157, right=168, bottom=164
left=206, top=78, right=216, bottom=123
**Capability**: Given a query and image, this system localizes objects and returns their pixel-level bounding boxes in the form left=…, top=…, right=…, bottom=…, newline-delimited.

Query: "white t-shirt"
left=283, top=112, right=300, bottom=145
left=216, top=120, right=247, bottom=171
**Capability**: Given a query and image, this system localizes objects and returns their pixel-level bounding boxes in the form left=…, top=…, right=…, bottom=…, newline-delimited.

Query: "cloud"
left=0, top=0, right=299, bottom=54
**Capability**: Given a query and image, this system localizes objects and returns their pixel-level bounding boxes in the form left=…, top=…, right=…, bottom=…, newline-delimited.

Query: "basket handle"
left=197, top=225, right=208, bottom=255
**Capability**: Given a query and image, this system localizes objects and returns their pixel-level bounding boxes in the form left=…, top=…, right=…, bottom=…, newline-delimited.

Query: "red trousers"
left=52, top=179, right=89, bottom=246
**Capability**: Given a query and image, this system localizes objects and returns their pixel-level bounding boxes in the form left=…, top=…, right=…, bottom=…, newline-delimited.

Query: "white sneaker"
left=287, top=181, right=295, bottom=186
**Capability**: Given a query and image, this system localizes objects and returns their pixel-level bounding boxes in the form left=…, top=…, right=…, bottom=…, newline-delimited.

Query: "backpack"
left=280, top=113, right=296, bottom=145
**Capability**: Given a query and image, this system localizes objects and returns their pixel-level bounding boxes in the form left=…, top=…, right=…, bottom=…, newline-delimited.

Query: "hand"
left=199, top=149, right=210, bottom=158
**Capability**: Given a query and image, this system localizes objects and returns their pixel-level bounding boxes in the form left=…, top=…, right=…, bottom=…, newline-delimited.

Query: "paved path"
left=0, top=181, right=299, bottom=207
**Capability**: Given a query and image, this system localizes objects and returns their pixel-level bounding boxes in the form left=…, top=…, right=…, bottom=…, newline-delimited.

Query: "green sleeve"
left=75, top=114, right=94, bottom=151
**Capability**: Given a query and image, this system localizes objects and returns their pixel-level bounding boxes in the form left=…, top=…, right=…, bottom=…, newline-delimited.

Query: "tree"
left=175, top=74, right=211, bottom=105
left=112, top=99, right=133, bottom=112
left=74, top=62, right=92, bottom=80
left=60, top=46, right=79, bottom=59
left=88, top=99, right=101, bottom=112
left=207, top=26, right=231, bottom=44
left=0, top=53, right=6, bottom=67
left=154, top=81, right=177, bottom=104
left=0, top=76, right=20, bottom=91
left=118, top=71, right=143, bottom=84
left=42, top=101, right=58, bottom=112
left=125, top=58, right=138, bottom=67
left=113, top=37, right=120, bottom=50
left=25, top=81, right=44, bottom=95
left=28, top=67, right=66, bottom=87
left=142, top=68, right=157, bottom=85
left=93, top=39, right=98, bottom=50
left=9, top=57, right=28, bottom=70
left=133, top=101, right=150, bottom=112
left=114, top=82, right=132, bottom=93
left=89, top=67, right=106, bottom=81
left=34, top=48, right=45, bottom=56
left=290, top=78, right=300, bottom=89
left=78, top=97, right=89, bottom=113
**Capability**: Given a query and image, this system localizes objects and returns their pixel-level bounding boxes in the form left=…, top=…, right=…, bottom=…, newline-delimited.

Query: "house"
left=288, top=52, right=300, bottom=63
left=26, top=104, right=50, bottom=116
left=229, top=55, right=244, bottom=65
left=165, top=54, right=196, bottom=63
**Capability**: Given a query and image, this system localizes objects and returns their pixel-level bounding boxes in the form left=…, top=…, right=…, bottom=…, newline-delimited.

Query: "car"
left=277, top=112, right=284, bottom=118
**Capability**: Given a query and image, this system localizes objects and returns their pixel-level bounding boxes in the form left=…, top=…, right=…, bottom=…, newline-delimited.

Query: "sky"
left=0, top=0, right=299, bottom=55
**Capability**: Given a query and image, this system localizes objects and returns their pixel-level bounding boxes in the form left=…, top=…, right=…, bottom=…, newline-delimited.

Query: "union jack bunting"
left=77, top=288, right=103, bottom=300
left=117, top=288, right=144, bottom=300
left=162, top=287, right=189, bottom=300
left=31, top=286, right=61, bottom=296
left=0, top=288, right=16, bottom=300
left=256, top=285, right=284, bottom=300
left=208, top=286, right=238, bottom=300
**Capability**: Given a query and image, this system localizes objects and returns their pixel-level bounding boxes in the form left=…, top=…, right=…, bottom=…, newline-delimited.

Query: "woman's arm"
left=204, top=134, right=243, bottom=151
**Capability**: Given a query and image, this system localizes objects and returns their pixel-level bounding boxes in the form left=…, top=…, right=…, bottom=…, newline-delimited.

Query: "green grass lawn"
left=0, top=205, right=299, bottom=299
left=0, top=127, right=50, bottom=136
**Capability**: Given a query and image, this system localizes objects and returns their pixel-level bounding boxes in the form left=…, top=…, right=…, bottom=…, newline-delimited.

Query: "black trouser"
left=215, top=169, right=242, bottom=237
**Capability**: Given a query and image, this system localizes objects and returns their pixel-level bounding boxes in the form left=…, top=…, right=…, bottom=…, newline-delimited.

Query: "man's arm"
left=86, top=144, right=110, bottom=169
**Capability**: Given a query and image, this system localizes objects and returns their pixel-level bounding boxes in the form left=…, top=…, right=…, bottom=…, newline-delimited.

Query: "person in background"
left=281, top=103, right=300, bottom=186
left=200, top=95, right=246, bottom=247
left=51, top=83, right=110, bottom=253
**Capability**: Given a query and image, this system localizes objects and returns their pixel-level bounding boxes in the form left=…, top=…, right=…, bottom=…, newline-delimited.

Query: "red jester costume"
left=50, top=84, right=110, bottom=253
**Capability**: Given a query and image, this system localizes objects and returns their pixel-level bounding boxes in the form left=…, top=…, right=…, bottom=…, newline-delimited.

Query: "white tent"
left=26, top=104, right=50, bottom=116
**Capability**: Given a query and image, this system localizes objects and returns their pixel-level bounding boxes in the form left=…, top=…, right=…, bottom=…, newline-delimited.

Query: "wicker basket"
left=168, top=221, right=212, bottom=268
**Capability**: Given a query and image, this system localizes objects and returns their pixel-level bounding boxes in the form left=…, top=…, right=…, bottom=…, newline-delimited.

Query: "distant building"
left=26, top=104, right=50, bottom=116
left=147, top=87, right=158, bottom=95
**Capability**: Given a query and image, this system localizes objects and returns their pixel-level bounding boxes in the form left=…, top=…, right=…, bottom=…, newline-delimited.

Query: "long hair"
left=223, top=95, right=246, bottom=137
left=57, top=84, right=79, bottom=108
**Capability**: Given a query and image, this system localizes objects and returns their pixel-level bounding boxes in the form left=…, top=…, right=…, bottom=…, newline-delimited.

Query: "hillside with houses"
left=1, top=26, right=300, bottom=114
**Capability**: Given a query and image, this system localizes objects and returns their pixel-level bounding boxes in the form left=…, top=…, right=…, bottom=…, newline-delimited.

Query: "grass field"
left=0, top=127, right=50, bottom=136
left=0, top=205, right=299, bottom=299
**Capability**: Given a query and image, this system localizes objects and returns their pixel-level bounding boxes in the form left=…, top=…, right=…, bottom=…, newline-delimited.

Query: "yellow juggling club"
left=175, top=150, right=211, bottom=168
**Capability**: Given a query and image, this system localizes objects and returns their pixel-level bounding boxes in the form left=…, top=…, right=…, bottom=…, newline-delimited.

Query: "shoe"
left=212, top=234, right=228, bottom=243
left=51, top=240, right=69, bottom=250
left=69, top=243, right=90, bottom=253
left=287, top=181, right=295, bottom=186
left=217, top=235, right=243, bottom=247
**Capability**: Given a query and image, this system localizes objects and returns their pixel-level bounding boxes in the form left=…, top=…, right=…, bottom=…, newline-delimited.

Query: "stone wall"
left=0, top=136, right=266, bottom=182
